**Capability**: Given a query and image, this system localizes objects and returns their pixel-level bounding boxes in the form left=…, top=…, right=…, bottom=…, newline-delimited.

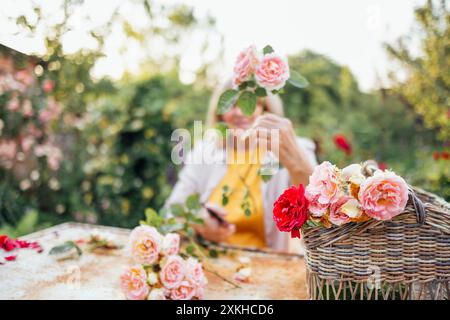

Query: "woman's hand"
left=192, top=203, right=235, bottom=243
left=249, top=113, right=314, bottom=186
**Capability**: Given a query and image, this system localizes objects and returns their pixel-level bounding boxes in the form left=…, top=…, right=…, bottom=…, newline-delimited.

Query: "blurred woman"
left=165, top=82, right=317, bottom=252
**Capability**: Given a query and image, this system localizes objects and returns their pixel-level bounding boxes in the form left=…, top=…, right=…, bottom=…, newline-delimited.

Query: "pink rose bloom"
left=120, top=265, right=149, bottom=300
left=7, top=97, right=20, bottom=112
left=39, top=98, right=61, bottom=123
left=170, top=280, right=197, bottom=300
left=185, top=257, right=207, bottom=286
left=255, top=53, right=290, bottom=91
left=159, top=255, right=186, bottom=289
left=0, top=140, right=17, bottom=160
left=20, top=136, right=35, bottom=153
left=42, top=79, right=54, bottom=93
left=161, top=233, right=180, bottom=256
left=128, top=225, right=163, bottom=265
left=47, top=146, right=63, bottom=171
left=232, top=45, right=260, bottom=87
left=305, top=161, right=342, bottom=217
left=359, top=170, right=408, bottom=220
left=22, top=100, right=33, bottom=118
left=328, top=196, right=361, bottom=226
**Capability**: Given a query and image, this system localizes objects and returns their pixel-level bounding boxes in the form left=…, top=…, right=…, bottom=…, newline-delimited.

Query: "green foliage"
left=385, top=0, right=449, bottom=141
left=217, top=89, right=239, bottom=114
left=237, top=91, right=257, bottom=116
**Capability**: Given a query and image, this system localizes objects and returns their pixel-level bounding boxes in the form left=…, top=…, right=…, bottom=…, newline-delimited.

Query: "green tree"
left=385, top=0, right=449, bottom=141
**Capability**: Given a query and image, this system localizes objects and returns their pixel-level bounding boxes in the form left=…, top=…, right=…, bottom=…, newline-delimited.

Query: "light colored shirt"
left=164, top=137, right=318, bottom=252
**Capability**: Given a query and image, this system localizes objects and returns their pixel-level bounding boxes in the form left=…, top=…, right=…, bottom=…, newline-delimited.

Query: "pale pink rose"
left=170, top=280, right=197, bottom=300
left=7, top=96, right=20, bottom=112
left=359, top=170, right=408, bottom=220
left=305, top=161, right=342, bottom=217
left=159, top=255, right=185, bottom=289
left=185, top=257, right=207, bottom=286
left=20, top=136, right=35, bottom=153
left=161, top=233, right=180, bottom=256
left=328, top=196, right=361, bottom=226
left=22, top=100, right=33, bottom=117
left=255, top=53, right=290, bottom=91
left=0, top=140, right=17, bottom=160
left=14, top=69, right=34, bottom=86
left=232, top=45, right=260, bottom=87
left=120, top=265, right=150, bottom=300
left=128, top=225, right=163, bottom=265
left=39, top=98, right=61, bottom=123
left=47, top=146, right=63, bottom=171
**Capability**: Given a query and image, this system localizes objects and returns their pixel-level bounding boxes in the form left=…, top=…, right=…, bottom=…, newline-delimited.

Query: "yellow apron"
left=208, top=149, right=266, bottom=248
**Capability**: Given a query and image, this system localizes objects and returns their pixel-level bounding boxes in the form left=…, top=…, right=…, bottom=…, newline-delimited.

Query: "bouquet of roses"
left=217, top=44, right=308, bottom=116
left=120, top=225, right=207, bottom=300
left=273, top=161, right=410, bottom=238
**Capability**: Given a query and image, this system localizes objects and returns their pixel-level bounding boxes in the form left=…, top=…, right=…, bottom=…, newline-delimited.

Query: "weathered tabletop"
left=0, top=223, right=308, bottom=300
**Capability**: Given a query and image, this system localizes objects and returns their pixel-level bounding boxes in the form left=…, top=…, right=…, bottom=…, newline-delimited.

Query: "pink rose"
left=305, top=161, right=342, bottom=217
left=7, top=97, right=20, bottom=112
left=39, top=98, right=61, bottom=123
left=255, top=53, right=290, bottom=91
left=0, top=140, right=17, bottom=160
left=232, top=45, right=260, bottom=87
left=128, top=225, right=163, bottom=265
left=185, top=257, right=207, bottom=286
left=359, top=170, right=408, bottom=220
left=170, top=280, right=197, bottom=300
left=159, top=255, right=185, bottom=289
left=42, top=79, right=54, bottom=93
left=120, top=265, right=149, bottom=300
left=161, top=233, right=180, bottom=256
left=22, top=100, right=33, bottom=118
left=328, top=196, right=361, bottom=226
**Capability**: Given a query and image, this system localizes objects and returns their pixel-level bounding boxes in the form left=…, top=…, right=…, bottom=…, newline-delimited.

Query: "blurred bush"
left=0, top=0, right=448, bottom=236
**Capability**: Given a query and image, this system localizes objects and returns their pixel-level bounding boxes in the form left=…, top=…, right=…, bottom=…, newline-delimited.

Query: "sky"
left=0, top=0, right=425, bottom=92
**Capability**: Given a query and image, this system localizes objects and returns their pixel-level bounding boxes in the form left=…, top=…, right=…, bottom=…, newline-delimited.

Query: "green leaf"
left=260, top=173, right=273, bottom=182
left=186, top=244, right=195, bottom=255
left=246, top=80, right=256, bottom=88
left=255, top=87, right=267, bottom=97
left=208, top=249, right=219, bottom=258
left=238, top=82, right=248, bottom=90
left=244, top=208, right=251, bottom=217
left=237, top=91, right=257, bottom=116
left=186, top=193, right=201, bottom=210
left=170, top=203, right=185, bottom=217
left=192, top=217, right=204, bottom=225
left=217, top=89, right=238, bottom=114
left=222, top=196, right=229, bottom=206
left=288, top=70, right=309, bottom=88
left=263, top=45, right=274, bottom=55
left=49, top=241, right=82, bottom=257
left=145, top=208, right=158, bottom=220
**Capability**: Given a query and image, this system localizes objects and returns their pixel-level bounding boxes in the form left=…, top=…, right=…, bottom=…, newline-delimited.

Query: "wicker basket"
left=302, top=164, right=450, bottom=300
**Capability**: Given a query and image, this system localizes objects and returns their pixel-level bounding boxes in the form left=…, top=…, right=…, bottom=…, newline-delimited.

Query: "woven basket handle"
left=362, top=160, right=426, bottom=225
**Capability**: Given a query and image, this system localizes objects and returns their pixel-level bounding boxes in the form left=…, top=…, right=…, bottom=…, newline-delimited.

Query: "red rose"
left=273, top=184, right=309, bottom=238
left=333, top=134, right=352, bottom=156
left=433, top=151, right=440, bottom=161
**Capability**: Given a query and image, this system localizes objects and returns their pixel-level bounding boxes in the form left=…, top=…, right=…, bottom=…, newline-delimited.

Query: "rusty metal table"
left=0, top=223, right=308, bottom=300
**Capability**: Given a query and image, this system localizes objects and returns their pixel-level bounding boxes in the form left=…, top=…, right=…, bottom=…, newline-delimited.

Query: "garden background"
left=0, top=0, right=448, bottom=236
